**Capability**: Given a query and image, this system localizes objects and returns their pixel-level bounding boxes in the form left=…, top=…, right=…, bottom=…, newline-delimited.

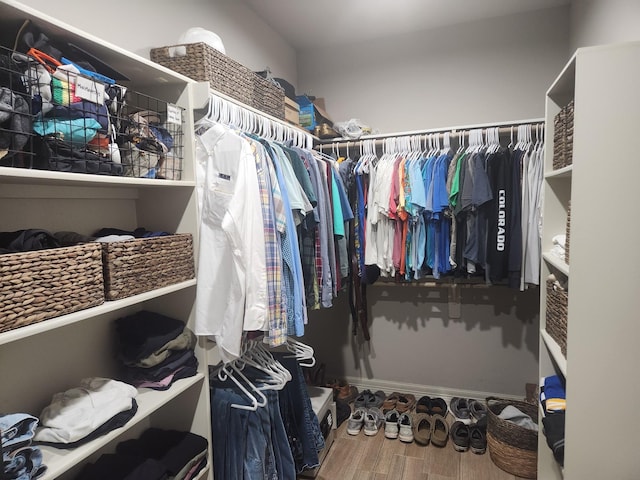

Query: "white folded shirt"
left=34, top=378, right=137, bottom=444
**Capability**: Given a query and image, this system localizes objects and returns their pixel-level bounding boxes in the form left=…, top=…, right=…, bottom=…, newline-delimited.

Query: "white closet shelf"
left=38, top=374, right=205, bottom=480
left=545, top=164, right=573, bottom=179
left=0, top=167, right=196, bottom=188
left=543, top=252, right=570, bottom=277
left=540, top=329, right=567, bottom=377
left=0, top=279, right=196, bottom=346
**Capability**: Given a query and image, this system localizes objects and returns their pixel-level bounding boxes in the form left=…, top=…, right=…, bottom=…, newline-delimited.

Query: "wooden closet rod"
left=317, top=117, right=544, bottom=150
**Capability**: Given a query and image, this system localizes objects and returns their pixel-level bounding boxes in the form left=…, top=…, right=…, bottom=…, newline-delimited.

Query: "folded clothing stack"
left=34, top=377, right=138, bottom=449
left=115, top=310, right=198, bottom=390
left=76, top=428, right=208, bottom=480
left=540, top=375, right=566, bottom=466
left=1, top=413, right=47, bottom=479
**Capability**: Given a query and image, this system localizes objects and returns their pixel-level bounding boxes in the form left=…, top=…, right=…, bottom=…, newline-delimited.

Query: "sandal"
left=428, top=397, right=448, bottom=417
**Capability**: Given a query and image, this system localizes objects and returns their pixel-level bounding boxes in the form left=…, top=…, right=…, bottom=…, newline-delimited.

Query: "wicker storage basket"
left=565, top=201, right=571, bottom=265
left=0, top=243, right=104, bottom=333
left=486, top=396, right=538, bottom=479
left=150, top=43, right=254, bottom=106
left=101, top=234, right=195, bottom=301
left=552, top=109, right=566, bottom=170
left=546, top=276, right=568, bottom=356
left=252, top=75, right=285, bottom=119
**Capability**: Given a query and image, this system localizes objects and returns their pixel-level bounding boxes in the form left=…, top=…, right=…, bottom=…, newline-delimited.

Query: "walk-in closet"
left=0, top=1, right=639, bottom=479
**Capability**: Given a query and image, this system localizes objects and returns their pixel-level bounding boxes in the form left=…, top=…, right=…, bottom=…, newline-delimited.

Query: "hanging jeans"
left=210, top=381, right=295, bottom=480
left=275, top=355, right=325, bottom=474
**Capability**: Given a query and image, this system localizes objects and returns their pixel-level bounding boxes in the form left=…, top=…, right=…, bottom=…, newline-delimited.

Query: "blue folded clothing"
left=544, top=375, right=566, bottom=399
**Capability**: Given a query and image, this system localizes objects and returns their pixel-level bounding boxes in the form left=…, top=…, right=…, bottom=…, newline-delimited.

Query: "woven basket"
left=101, top=234, right=195, bottom=301
left=565, top=201, right=571, bottom=264
left=546, top=277, right=568, bottom=356
left=0, top=243, right=104, bottom=333
left=552, top=109, right=565, bottom=170
left=486, top=396, right=538, bottom=479
left=252, top=75, right=285, bottom=119
left=150, top=43, right=254, bottom=107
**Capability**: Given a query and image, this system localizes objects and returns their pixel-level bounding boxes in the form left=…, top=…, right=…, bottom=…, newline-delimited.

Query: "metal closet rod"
left=316, top=117, right=545, bottom=150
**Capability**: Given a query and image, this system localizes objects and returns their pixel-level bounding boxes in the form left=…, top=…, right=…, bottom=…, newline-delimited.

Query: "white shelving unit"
left=538, top=41, right=640, bottom=480
left=0, top=1, right=212, bottom=479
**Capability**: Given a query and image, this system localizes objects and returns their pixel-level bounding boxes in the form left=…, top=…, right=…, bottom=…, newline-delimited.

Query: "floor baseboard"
left=343, top=376, right=523, bottom=405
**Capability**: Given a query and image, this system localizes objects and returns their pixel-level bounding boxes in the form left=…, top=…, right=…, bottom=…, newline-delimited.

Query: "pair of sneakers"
left=450, top=397, right=487, bottom=424
left=383, top=409, right=414, bottom=443
left=347, top=407, right=384, bottom=436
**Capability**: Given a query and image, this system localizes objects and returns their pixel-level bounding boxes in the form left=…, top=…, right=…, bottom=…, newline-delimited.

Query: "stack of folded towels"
left=115, top=310, right=198, bottom=390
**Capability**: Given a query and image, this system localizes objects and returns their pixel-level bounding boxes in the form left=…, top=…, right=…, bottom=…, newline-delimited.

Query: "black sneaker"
left=450, top=421, right=470, bottom=452
left=469, top=422, right=487, bottom=454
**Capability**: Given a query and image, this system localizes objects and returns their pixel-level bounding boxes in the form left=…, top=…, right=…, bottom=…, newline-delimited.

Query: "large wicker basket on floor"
left=0, top=243, right=104, bottom=333
left=101, top=234, right=195, bottom=301
left=486, top=396, right=538, bottom=479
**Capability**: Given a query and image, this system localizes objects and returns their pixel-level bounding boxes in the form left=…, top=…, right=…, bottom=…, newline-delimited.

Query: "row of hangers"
left=213, top=336, right=316, bottom=411
left=198, top=92, right=314, bottom=149
left=320, top=123, right=544, bottom=159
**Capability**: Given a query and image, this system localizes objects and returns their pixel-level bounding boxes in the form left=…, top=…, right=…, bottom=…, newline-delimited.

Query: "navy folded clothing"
left=115, top=311, right=186, bottom=364
left=121, top=350, right=197, bottom=385
left=116, top=428, right=208, bottom=477
left=76, top=453, right=168, bottom=480
left=542, top=412, right=565, bottom=467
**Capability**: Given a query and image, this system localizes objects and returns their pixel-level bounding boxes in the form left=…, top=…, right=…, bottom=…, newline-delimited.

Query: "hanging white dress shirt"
left=195, top=124, right=267, bottom=363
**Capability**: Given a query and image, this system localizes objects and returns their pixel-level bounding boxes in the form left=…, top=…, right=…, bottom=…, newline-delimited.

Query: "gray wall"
left=296, top=6, right=571, bottom=134
left=20, top=0, right=298, bottom=85
left=305, top=286, right=540, bottom=397
left=570, top=0, right=640, bottom=51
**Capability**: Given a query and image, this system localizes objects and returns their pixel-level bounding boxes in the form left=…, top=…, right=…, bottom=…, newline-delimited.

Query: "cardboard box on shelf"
left=285, top=97, right=299, bottom=126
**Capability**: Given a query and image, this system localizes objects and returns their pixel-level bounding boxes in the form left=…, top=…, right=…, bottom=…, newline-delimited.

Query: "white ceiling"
left=239, top=0, right=571, bottom=51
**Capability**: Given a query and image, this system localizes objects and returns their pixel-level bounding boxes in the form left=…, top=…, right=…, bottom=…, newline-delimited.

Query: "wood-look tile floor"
left=312, top=415, right=527, bottom=480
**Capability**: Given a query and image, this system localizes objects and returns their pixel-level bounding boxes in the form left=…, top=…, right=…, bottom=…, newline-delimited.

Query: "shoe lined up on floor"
left=450, top=397, right=487, bottom=424
left=363, top=407, right=385, bottom=436
left=354, top=389, right=386, bottom=409
left=398, top=412, right=414, bottom=443
left=347, top=408, right=367, bottom=435
left=327, top=379, right=359, bottom=404
left=348, top=406, right=386, bottom=436
left=450, top=417, right=487, bottom=454
left=382, top=392, right=416, bottom=413
left=416, top=396, right=448, bottom=417
left=384, top=409, right=400, bottom=439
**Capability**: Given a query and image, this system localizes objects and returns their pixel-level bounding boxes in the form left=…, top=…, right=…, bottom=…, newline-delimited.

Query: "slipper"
left=413, top=413, right=433, bottom=446
left=430, top=414, right=449, bottom=447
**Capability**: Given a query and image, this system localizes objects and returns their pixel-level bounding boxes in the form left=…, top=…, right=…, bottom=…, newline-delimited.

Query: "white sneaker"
left=363, top=407, right=384, bottom=436
left=398, top=412, right=414, bottom=443
left=384, top=409, right=400, bottom=439
left=347, top=408, right=366, bottom=435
